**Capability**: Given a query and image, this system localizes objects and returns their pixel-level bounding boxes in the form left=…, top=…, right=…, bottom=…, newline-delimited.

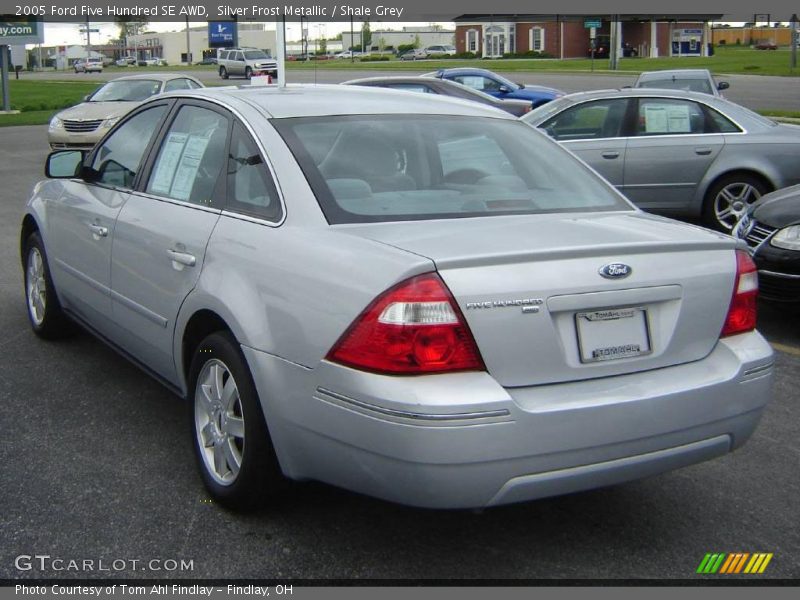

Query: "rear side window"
left=706, top=107, right=742, bottom=133
left=634, top=98, right=709, bottom=135
left=225, top=121, right=282, bottom=221
left=146, top=105, right=229, bottom=206
left=90, top=105, right=167, bottom=189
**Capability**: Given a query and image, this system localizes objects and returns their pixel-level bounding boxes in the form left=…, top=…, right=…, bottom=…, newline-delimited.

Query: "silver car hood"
left=56, top=101, right=140, bottom=121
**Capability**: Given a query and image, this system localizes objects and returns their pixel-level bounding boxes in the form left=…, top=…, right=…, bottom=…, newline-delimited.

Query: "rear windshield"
left=637, top=78, right=713, bottom=95
left=272, top=115, right=631, bottom=224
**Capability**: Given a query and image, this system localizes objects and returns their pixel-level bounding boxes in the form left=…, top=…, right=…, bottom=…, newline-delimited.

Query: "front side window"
left=90, top=105, right=167, bottom=188
left=273, top=115, right=630, bottom=224
left=226, top=122, right=281, bottom=221
left=454, top=75, right=501, bottom=92
left=164, top=78, right=192, bottom=92
left=635, top=98, right=708, bottom=135
left=541, top=99, right=629, bottom=141
left=146, top=105, right=229, bottom=206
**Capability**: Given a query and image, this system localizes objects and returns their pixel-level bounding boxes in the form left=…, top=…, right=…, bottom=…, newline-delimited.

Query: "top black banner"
left=0, top=0, right=798, bottom=22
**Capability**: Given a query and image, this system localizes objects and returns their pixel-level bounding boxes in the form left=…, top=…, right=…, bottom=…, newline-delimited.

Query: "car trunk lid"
left=337, top=212, right=738, bottom=387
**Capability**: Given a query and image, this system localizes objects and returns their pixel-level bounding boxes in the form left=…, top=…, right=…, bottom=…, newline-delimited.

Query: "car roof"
left=637, top=69, right=712, bottom=80
left=108, top=73, right=201, bottom=83
left=555, top=88, right=718, bottom=102
left=162, top=84, right=517, bottom=119
left=434, top=67, right=495, bottom=77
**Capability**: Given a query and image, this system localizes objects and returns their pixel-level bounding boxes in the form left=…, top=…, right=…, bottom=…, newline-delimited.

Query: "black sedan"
left=342, top=76, right=532, bottom=117
left=735, top=184, right=800, bottom=303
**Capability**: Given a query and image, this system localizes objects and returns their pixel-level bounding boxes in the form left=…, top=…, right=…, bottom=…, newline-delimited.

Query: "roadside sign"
left=590, top=27, right=597, bottom=39
left=0, top=18, right=45, bottom=45
left=584, top=19, right=602, bottom=29
left=208, top=21, right=238, bottom=48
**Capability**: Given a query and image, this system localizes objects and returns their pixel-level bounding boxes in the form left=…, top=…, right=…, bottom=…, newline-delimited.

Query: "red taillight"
left=721, top=250, right=758, bottom=337
left=327, top=272, right=485, bottom=374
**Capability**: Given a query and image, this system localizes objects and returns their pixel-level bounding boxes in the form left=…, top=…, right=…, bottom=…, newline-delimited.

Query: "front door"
left=46, top=104, right=169, bottom=335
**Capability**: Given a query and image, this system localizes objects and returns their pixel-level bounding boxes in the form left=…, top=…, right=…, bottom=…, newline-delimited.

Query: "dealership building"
left=454, top=14, right=722, bottom=59
left=126, top=23, right=277, bottom=64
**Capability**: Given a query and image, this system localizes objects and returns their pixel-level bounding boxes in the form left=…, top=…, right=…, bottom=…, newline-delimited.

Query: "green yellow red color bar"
left=697, top=553, right=773, bottom=574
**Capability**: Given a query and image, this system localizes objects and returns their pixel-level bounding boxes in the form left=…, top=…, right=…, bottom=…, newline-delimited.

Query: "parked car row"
left=26, top=83, right=774, bottom=513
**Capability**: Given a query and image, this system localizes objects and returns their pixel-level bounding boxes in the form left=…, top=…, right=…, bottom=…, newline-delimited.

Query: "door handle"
left=601, top=151, right=620, bottom=159
left=88, top=223, right=108, bottom=238
left=167, top=249, right=196, bottom=268
left=695, top=147, right=713, bottom=155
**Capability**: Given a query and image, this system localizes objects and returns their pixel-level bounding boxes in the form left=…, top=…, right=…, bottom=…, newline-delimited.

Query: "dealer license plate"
left=575, top=307, right=651, bottom=363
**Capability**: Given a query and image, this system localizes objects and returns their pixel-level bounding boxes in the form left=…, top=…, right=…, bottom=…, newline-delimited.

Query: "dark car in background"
left=735, top=184, right=800, bottom=303
left=343, top=76, right=533, bottom=116
left=425, top=68, right=563, bottom=108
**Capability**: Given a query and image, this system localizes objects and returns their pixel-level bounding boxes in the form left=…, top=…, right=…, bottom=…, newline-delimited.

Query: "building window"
left=466, top=29, right=478, bottom=52
left=529, top=27, right=545, bottom=52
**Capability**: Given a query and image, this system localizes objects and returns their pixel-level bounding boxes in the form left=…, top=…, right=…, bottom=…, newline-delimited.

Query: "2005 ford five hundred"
left=21, top=85, right=774, bottom=510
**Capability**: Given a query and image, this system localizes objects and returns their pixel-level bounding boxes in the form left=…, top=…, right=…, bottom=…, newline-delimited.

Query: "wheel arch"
left=178, top=307, right=239, bottom=395
left=697, top=167, right=778, bottom=211
left=20, top=213, right=42, bottom=268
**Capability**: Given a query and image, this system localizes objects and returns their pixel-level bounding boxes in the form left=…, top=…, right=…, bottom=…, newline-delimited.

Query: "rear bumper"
left=242, top=331, right=773, bottom=509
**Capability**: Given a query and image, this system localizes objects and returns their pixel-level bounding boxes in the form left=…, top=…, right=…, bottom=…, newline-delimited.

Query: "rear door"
left=622, top=97, right=724, bottom=211
left=540, top=98, right=631, bottom=188
left=110, top=101, right=230, bottom=383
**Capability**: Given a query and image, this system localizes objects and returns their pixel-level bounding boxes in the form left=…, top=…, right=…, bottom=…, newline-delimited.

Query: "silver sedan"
left=523, top=88, right=800, bottom=231
left=22, top=85, right=773, bottom=510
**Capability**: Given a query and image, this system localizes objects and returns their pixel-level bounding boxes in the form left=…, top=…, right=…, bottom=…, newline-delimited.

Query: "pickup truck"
left=217, top=48, right=278, bottom=80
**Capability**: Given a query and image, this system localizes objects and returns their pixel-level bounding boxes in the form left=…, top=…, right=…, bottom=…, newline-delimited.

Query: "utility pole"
left=185, top=15, right=191, bottom=64
left=791, top=13, right=798, bottom=70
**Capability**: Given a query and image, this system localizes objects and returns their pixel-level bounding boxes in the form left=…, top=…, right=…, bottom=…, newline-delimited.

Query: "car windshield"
left=244, top=50, right=269, bottom=60
left=90, top=80, right=162, bottom=102
left=273, top=115, right=630, bottom=224
left=638, top=78, right=713, bottom=95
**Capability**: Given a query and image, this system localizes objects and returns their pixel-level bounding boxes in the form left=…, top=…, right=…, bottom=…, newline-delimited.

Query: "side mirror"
left=498, top=85, right=511, bottom=94
left=45, top=150, right=85, bottom=179
left=516, top=83, right=526, bottom=89
left=717, top=81, right=730, bottom=91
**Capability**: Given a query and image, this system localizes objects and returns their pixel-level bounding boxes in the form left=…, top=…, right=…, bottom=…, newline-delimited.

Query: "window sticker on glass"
left=149, top=132, right=188, bottom=195
left=170, top=134, right=212, bottom=201
left=643, top=104, right=691, bottom=133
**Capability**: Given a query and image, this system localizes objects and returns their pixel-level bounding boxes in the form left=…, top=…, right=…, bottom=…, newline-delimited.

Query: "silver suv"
left=217, top=48, right=277, bottom=80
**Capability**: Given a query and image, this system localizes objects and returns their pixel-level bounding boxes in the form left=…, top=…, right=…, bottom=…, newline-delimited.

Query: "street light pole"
left=791, top=13, right=798, bottom=70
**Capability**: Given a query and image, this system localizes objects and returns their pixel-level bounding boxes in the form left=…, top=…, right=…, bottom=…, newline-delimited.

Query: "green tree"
left=413, top=34, right=421, bottom=49
left=361, top=20, right=372, bottom=50
left=116, top=17, right=148, bottom=40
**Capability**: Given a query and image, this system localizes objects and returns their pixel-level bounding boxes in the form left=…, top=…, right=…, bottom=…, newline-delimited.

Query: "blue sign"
left=208, top=21, right=237, bottom=48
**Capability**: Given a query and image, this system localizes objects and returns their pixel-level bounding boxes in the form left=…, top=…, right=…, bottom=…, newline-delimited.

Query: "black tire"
left=22, top=231, right=73, bottom=339
left=219, top=66, right=228, bottom=80
left=188, top=331, right=284, bottom=510
left=244, top=66, right=252, bottom=80
left=702, top=173, right=770, bottom=232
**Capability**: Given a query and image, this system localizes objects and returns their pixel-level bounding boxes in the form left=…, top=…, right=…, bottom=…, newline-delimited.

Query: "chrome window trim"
left=180, top=95, right=288, bottom=228
left=132, top=191, right=223, bottom=215
left=541, top=94, right=749, bottom=140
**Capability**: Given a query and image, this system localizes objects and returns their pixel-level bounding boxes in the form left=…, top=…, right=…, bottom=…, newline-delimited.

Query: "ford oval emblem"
left=599, top=263, right=632, bottom=279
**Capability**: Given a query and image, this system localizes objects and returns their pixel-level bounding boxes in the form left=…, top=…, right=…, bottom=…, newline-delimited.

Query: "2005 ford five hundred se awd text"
left=21, top=85, right=774, bottom=510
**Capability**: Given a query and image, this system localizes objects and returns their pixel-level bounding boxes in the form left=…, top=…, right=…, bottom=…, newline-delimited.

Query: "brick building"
left=454, top=15, right=722, bottom=59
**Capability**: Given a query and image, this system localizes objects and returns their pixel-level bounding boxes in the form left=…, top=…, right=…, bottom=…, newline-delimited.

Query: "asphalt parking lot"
left=1, top=125, right=799, bottom=581
left=22, top=66, right=800, bottom=111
